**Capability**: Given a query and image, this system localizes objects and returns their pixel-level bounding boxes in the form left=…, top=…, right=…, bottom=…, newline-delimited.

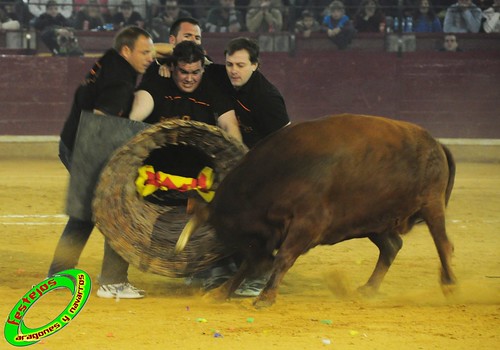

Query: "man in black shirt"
left=212, top=37, right=290, bottom=148
left=50, top=26, right=155, bottom=299
left=130, top=41, right=242, bottom=141
left=182, top=38, right=290, bottom=295
left=203, top=37, right=290, bottom=296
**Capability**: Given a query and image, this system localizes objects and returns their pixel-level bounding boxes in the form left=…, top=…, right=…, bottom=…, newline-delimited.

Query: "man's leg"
left=96, top=240, right=145, bottom=299
left=48, top=217, right=94, bottom=276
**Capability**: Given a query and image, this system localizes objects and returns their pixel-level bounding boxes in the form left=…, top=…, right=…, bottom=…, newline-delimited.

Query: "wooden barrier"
left=0, top=33, right=499, bottom=139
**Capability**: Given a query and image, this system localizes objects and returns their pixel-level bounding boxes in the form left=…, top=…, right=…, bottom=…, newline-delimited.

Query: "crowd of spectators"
left=1, top=0, right=499, bottom=53
left=2, top=0, right=499, bottom=34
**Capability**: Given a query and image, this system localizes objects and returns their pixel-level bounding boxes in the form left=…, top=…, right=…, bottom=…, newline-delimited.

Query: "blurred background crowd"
left=1, top=0, right=498, bottom=54
left=1, top=0, right=499, bottom=37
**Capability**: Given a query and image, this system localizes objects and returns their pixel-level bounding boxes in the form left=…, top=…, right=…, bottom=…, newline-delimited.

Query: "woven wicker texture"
left=93, top=120, right=247, bottom=277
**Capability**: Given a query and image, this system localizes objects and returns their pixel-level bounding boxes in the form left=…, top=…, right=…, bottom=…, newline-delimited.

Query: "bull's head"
left=174, top=198, right=210, bottom=254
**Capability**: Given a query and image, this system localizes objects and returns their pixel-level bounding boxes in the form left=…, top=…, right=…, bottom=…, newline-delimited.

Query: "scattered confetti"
left=322, top=338, right=331, bottom=345
left=196, top=318, right=208, bottom=323
left=320, top=319, right=333, bottom=325
left=246, top=317, right=255, bottom=323
left=349, top=330, right=359, bottom=336
left=214, top=332, right=223, bottom=338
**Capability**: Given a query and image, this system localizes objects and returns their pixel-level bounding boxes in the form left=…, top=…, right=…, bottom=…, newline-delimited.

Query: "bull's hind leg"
left=359, top=232, right=403, bottom=296
left=421, top=204, right=456, bottom=293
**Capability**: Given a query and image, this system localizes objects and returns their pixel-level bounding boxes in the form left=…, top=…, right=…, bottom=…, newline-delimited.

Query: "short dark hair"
left=120, top=0, right=133, bottom=9
left=46, top=0, right=58, bottom=9
left=172, top=41, right=205, bottom=67
left=113, top=26, right=152, bottom=52
left=224, top=37, right=260, bottom=64
left=169, top=17, right=200, bottom=37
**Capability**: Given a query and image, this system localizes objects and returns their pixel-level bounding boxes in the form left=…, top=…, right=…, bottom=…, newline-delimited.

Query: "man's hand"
left=327, top=28, right=341, bottom=37
left=158, top=64, right=171, bottom=78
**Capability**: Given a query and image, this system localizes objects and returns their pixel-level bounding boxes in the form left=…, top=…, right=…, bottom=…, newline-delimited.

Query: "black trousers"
left=48, top=140, right=129, bottom=284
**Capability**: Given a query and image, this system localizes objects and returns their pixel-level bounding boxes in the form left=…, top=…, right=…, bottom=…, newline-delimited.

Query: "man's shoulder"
left=98, top=49, right=125, bottom=67
left=140, top=76, right=176, bottom=95
left=248, top=71, right=282, bottom=96
left=197, top=77, right=228, bottom=98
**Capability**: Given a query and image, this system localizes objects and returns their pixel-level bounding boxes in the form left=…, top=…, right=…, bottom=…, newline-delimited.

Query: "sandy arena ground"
left=0, top=158, right=499, bottom=350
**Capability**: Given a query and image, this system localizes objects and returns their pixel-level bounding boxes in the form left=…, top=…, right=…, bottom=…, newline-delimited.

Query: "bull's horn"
left=175, top=216, right=198, bottom=254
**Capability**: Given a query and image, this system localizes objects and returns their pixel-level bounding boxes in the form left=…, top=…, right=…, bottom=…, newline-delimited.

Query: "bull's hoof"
left=440, top=282, right=457, bottom=297
left=253, top=297, right=275, bottom=309
left=357, top=284, right=378, bottom=298
left=204, top=286, right=230, bottom=302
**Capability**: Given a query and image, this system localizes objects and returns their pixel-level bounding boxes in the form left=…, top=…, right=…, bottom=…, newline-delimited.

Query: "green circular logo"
left=4, top=269, right=91, bottom=347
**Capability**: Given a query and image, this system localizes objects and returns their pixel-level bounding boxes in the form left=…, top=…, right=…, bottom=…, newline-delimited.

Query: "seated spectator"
left=443, top=0, right=482, bottom=32
left=45, top=27, right=84, bottom=55
left=108, top=0, right=148, bottom=19
left=74, top=0, right=108, bottom=30
left=476, top=0, right=494, bottom=11
left=0, top=3, right=21, bottom=31
left=29, top=0, right=73, bottom=21
left=73, top=0, right=110, bottom=17
left=294, top=9, right=321, bottom=37
left=205, top=0, right=246, bottom=32
left=482, top=0, right=500, bottom=32
left=113, top=0, right=144, bottom=29
left=155, top=0, right=192, bottom=30
left=188, top=0, right=213, bottom=24
left=73, top=0, right=112, bottom=17
left=379, top=0, right=415, bottom=19
left=246, top=0, right=284, bottom=32
left=308, top=0, right=336, bottom=19
left=34, top=0, right=72, bottom=32
left=322, top=0, right=355, bottom=49
left=150, top=0, right=192, bottom=41
left=434, top=0, right=457, bottom=20
left=353, top=0, right=386, bottom=32
left=412, top=0, right=443, bottom=32
left=439, top=33, right=463, bottom=50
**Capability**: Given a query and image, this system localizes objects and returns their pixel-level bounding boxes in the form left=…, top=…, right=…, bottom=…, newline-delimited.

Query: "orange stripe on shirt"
left=188, top=97, right=210, bottom=106
left=236, top=99, right=251, bottom=112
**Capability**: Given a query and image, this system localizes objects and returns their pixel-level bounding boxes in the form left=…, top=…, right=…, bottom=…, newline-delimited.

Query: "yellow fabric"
left=135, top=165, right=215, bottom=202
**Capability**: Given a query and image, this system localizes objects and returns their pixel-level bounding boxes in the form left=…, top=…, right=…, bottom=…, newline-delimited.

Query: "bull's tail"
left=441, top=143, right=456, bottom=207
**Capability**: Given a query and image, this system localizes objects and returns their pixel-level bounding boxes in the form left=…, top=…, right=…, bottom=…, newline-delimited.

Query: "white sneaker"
left=97, top=282, right=146, bottom=299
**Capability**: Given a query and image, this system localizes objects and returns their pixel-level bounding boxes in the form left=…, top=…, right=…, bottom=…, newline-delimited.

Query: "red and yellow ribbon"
left=135, top=165, right=215, bottom=202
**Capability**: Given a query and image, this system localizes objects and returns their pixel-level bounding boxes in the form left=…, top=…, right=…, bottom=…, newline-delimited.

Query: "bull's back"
left=212, top=114, right=449, bottom=234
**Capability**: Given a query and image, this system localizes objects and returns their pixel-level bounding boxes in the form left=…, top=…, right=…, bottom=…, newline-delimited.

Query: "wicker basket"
left=92, top=120, right=247, bottom=277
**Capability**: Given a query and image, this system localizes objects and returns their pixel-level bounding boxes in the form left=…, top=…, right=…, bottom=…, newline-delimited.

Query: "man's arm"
left=217, top=110, right=243, bottom=142
left=255, top=93, right=290, bottom=135
left=246, top=8, right=265, bottom=32
left=462, top=7, right=482, bottom=33
left=443, top=7, right=460, bottom=32
left=130, top=90, right=154, bottom=121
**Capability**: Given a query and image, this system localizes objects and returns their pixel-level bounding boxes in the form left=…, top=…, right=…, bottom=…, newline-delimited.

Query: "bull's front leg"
left=254, top=246, right=304, bottom=309
left=358, top=232, right=403, bottom=296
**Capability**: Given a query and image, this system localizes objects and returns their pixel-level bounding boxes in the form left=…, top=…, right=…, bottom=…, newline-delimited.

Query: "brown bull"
left=177, top=114, right=457, bottom=308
